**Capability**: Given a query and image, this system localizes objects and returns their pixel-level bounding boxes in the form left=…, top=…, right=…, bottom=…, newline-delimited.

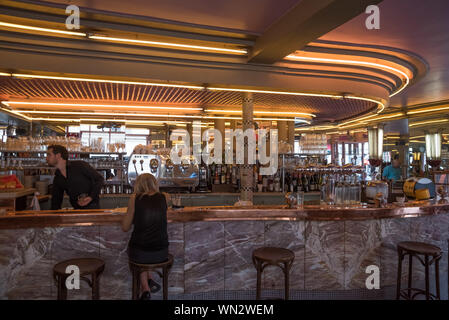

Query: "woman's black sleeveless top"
left=129, top=192, right=169, bottom=251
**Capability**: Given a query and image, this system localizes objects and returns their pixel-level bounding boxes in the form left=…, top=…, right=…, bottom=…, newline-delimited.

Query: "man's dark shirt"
left=51, top=160, right=104, bottom=210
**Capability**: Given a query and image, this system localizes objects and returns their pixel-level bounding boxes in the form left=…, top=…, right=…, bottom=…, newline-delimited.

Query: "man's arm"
left=80, top=161, right=104, bottom=200
left=50, top=177, right=64, bottom=210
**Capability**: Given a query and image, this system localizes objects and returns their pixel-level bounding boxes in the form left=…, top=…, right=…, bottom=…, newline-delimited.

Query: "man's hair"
left=393, top=154, right=400, bottom=161
left=47, top=144, right=69, bottom=160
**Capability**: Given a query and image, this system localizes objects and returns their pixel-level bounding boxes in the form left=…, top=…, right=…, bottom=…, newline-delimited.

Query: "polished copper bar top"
left=1, top=200, right=449, bottom=229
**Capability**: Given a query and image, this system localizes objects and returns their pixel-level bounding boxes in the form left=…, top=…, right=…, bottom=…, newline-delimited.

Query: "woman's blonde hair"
left=133, top=173, right=159, bottom=197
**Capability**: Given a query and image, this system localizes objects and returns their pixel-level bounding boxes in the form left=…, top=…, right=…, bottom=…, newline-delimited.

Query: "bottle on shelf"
left=296, top=172, right=301, bottom=192
left=302, top=174, right=309, bottom=193
left=335, top=176, right=344, bottom=205
left=221, top=165, right=227, bottom=184
left=274, top=173, right=280, bottom=192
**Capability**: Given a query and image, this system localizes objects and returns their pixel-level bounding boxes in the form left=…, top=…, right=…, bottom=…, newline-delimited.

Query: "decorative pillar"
left=288, top=121, right=295, bottom=150
left=277, top=120, right=288, bottom=142
left=230, top=120, right=237, bottom=153
left=186, top=123, right=193, bottom=149
left=214, top=119, right=225, bottom=161
left=240, top=92, right=254, bottom=204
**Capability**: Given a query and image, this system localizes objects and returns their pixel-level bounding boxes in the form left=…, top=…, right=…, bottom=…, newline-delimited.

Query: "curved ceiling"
left=320, top=0, right=449, bottom=109
left=42, top=0, right=300, bottom=34
left=0, top=0, right=443, bottom=130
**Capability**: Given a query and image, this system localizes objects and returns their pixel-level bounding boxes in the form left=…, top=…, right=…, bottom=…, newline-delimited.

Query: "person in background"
left=121, top=173, right=170, bottom=300
left=46, top=144, right=104, bottom=210
left=382, top=154, right=402, bottom=182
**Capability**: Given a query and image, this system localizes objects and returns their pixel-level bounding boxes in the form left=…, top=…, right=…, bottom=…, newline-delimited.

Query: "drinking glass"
left=296, top=191, right=304, bottom=208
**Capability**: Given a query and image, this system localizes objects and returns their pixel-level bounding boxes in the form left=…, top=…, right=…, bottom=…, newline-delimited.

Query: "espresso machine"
left=127, top=152, right=199, bottom=192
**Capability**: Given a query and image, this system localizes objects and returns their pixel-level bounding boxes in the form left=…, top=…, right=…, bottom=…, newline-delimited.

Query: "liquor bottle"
left=302, top=174, right=309, bottom=193
left=214, top=166, right=220, bottom=185
left=221, top=165, right=226, bottom=184
left=268, top=175, right=274, bottom=192
left=296, top=173, right=302, bottom=192
left=231, top=165, right=237, bottom=186
left=274, top=173, right=280, bottom=192
left=311, top=174, right=317, bottom=192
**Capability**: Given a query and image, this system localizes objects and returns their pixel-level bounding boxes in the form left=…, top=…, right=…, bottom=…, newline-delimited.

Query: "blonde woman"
left=122, top=173, right=169, bottom=300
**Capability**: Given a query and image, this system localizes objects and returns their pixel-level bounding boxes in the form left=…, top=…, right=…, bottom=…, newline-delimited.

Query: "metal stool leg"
left=424, top=255, right=430, bottom=300
left=284, top=263, right=290, bottom=300
left=57, top=275, right=68, bottom=300
left=255, top=260, right=262, bottom=300
left=163, top=266, right=169, bottom=300
left=408, top=254, right=413, bottom=299
left=92, top=272, right=100, bottom=300
left=435, top=256, right=440, bottom=300
left=396, top=249, right=403, bottom=300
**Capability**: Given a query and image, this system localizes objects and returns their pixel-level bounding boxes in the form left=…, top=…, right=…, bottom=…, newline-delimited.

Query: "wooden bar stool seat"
left=53, top=258, right=105, bottom=300
left=252, top=247, right=295, bottom=300
left=129, top=254, right=174, bottom=300
left=396, top=241, right=442, bottom=300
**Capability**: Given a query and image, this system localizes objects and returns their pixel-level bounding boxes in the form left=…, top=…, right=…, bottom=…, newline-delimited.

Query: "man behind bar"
left=46, top=144, right=104, bottom=210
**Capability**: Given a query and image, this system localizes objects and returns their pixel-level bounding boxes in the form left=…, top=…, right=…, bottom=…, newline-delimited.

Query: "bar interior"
left=0, top=0, right=448, bottom=300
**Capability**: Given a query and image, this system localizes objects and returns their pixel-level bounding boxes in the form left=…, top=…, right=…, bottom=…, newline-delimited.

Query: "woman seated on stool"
left=121, top=173, right=170, bottom=300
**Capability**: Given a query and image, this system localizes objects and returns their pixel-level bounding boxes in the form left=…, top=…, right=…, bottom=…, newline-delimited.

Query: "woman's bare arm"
left=121, top=194, right=136, bottom=232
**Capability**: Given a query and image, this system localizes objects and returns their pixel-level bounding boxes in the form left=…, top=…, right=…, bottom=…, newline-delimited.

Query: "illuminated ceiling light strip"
left=285, top=55, right=410, bottom=97
left=207, top=87, right=342, bottom=98
left=349, top=129, right=367, bottom=133
left=11, top=74, right=203, bottom=90
left=338, top=105, right=391, bottom=127
left=88, top=35, right=247, bottom=55
left=363, top=113, right=404, bottom=122
left=407, top=106, right=449, bottom=115
left=339, top=113, right=403, bottom=129
left=0, top=105, right=32, bottom=121
left=0, top=72, right=11, bottom=76
left=205, top=109, right=316, bottom=117
left=5, top=101, right=203, bottom=111
left=409, top=119, right=449, bottom=127
left=344, top=96, right=386, bottom=113
left=20, top=111, right=191, bottom=123
left=338, top=114, right=377, bottom=127
left=11, top=109, right=306, bottom=123
left=0, top=21, right=86, bottom=36
left=295, top=126, right=336, bottom=131
left=32, top=118, right=81, bottom=122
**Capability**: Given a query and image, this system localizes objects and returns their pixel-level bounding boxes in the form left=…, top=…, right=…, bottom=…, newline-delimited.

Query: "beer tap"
left=140, top=159, right=144, bottom=171
left=132, top=159, right=138, bottom=174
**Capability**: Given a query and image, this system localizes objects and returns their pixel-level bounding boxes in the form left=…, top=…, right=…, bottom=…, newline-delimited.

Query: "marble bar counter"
left=0, top=203, right=448, bottom=299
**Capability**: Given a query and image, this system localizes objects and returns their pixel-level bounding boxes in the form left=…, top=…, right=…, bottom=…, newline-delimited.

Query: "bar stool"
left=53, top=258, right=105, bottom=300
left=252, top=247, right=295, bottom=300
left=129, top=254, right=174, bottom=300
left=396, top=241, right=442, bottom=300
